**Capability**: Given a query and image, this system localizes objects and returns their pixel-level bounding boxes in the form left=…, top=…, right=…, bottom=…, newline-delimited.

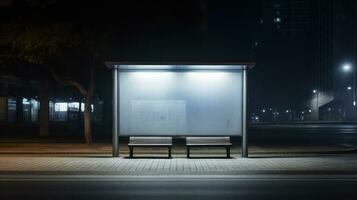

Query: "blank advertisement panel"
left=119, top=67, right=243, bottom=136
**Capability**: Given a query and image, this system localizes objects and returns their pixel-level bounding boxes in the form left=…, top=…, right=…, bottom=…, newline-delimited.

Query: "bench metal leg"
left=187, top=147, right=190, bottom=158
left=168, top=147, right=172, bottom=158
left=226, top=147, right=231, bottom=158
left=129, top=147, right=133, bottom=158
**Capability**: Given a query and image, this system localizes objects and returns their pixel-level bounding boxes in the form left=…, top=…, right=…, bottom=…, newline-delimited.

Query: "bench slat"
left=186, top=137, right=230, bottom=145
left=186, top=143, right=232, bottom=146
left=129, top=137, right=172, bottom=145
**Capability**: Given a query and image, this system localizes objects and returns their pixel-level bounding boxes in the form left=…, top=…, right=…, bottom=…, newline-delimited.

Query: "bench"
left=186, top=137, right=232, bottom=158
left=128, top=137, right=173, bottom=158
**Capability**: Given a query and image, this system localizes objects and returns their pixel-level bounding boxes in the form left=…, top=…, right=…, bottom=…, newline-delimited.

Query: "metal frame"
left=241, top=67, right=248, bottom=158
left=109, top=63, right=254, bottom=158
left=112, top=67, right=119, bottom=157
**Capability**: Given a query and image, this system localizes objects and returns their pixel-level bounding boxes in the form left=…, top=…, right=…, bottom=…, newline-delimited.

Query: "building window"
left=30, top=99, right=39, bottom=123
left=54, top=102, right=68, bottom=112
left=68, top=102, right=80, bottom=112
left=49, top=102, right=68, bottom=121
left=23, top=98, right=31, bottom=122
left=7, top=97, right=16, bottom=122
left=80, top=103, right=93, bottom=112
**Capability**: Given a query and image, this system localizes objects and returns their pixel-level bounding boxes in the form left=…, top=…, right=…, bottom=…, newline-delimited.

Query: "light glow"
left=22, top=98, right=30, bottom=105
left=342, top=64, right=352, bottom=72
left=118, top=65, right=245, bottom=70
left=119, top=65, right=174, bottom=70
left=54, top=103, right=68, bottom=112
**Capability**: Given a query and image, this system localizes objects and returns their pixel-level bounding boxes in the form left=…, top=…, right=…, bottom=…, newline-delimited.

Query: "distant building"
left=254, top=0, right=313, bottom=118
left=0, top=75, right=105, bottom=137
left=262, top=0, right=311, bottom=37
left=311, top=0, right=357, bottom=120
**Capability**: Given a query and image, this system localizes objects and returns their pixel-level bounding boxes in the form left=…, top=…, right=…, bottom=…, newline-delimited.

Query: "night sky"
left=0, top=0, right=330, bottom=111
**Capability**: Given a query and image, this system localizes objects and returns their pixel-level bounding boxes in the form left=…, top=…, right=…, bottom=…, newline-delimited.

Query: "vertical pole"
left=242, top=67, right=248, bottom=158
left=112, top=66, right=119, bottom=157
left=316, top=92, right=319, bottom=120
left=353, top=67, right=356, bottom=119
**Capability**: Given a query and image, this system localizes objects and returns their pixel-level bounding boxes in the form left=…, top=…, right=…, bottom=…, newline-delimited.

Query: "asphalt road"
left=249, top=124, right=357, bottom=145
left=1, top=175, right=357, bottom=200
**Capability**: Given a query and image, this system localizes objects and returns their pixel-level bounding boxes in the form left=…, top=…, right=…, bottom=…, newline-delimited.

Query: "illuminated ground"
left=0, top=154, right=357, bottom=175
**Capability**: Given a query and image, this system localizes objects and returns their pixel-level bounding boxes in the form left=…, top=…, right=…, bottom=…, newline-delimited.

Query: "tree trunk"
left=48, top=67, right=93, bottom=144
left=83, top=93, right=92, bottom=144
left=39, top=80, right=49, bottom=137
left=83, top=65, right=95, bottom=144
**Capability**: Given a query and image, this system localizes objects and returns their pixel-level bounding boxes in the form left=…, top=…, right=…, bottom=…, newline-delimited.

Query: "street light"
left=312, top=89, right=319, bottom=120
left=343, top=64, right=352, bottom=72
left=341, top=63, right=356, bottom=107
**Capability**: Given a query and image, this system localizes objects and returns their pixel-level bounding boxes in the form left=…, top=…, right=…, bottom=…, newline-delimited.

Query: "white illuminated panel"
left=117, top=64, right=245, bottom=70
left=119, top=69, right=242, bottom=136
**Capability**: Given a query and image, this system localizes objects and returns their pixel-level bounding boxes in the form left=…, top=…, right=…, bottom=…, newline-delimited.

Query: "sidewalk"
left=0, top=154, right=357, bottom=176
left=0, top=141, right=355, bottom=155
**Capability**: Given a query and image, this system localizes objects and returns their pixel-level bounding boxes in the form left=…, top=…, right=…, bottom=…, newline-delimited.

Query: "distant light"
left=308, top=109, right=312, bottom=113
left=274, top=17, right=282, bottom=23
left=347, top=86, right=352, bottom=90
left=342, top=64, right=352, bottom=72
left=312, top=89, right=317, bottom=94
left=262, top=109, right=266, bottom=113
left=302, top=111, right=305, bottom=114
left=55, top=102, right=68, bottom=112
left=354, top=101, right=356, bottom=106
left=22, top=98, right=30, bottom=105
left=269, top=108, right=272, bottom=111
left=286, top=110, right=289, bottom=113
left=328, top=107, right=331, bottom=111
left=255, top=116, right=259, bottom=120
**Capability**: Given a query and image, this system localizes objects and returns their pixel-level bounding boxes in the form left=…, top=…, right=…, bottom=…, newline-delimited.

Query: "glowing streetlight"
left=312, top=89, right=319, bottom=120
left=343, top=64, right=352, bottom=72
left=341, top=63, right=356, bottom=108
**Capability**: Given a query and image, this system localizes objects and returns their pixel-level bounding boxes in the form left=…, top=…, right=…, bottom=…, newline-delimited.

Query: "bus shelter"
left=106, top=62, right=254, bottom=157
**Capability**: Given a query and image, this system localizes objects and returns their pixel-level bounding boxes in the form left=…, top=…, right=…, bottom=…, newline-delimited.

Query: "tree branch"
left=48, top=67, right=87, bottom=96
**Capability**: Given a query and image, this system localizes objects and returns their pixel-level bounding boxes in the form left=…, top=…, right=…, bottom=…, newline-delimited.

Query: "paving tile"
left=0, top=155, right=357, bottom=175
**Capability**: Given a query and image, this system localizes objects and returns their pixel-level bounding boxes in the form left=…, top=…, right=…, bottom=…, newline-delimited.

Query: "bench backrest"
left=129, top=137, right=172, bottom=144
left=186, top=137, right=231, bottom=144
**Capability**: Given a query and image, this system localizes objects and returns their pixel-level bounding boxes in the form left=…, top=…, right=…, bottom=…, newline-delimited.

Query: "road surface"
left=1, top=175, right=357, bottom=200
left=249, top=123, right=357, bottom=144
